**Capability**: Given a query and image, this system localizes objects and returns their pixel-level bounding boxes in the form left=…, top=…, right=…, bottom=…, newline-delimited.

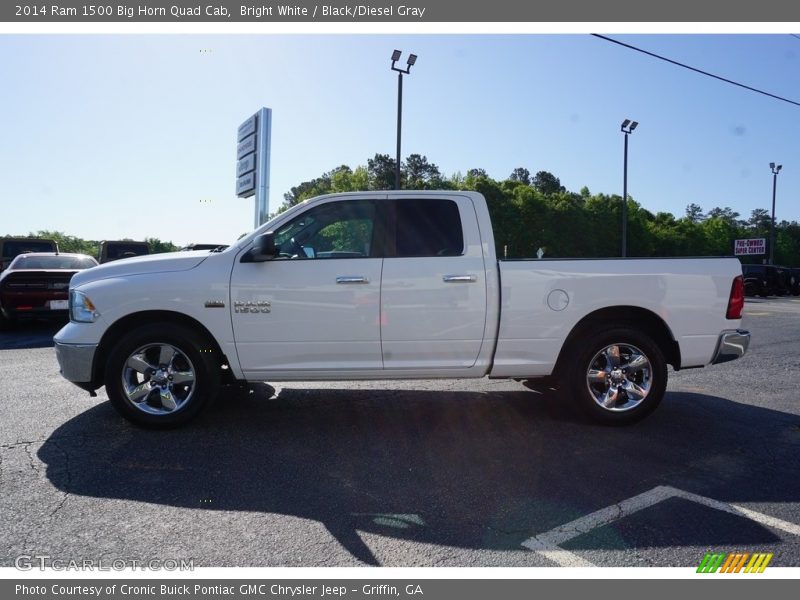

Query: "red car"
left=0, top=252, right=98, bottom=327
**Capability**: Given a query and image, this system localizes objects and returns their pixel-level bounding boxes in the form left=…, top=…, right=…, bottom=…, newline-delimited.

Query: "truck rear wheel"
left=563, top=327, right=667, bottom=425
left=104, top=323, right=220, bottom=428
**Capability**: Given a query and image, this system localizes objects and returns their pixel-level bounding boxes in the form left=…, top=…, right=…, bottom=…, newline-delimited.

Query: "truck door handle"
left=336, top=276, right=370, bottom=284
left=443, top=275, right=477, bottom=283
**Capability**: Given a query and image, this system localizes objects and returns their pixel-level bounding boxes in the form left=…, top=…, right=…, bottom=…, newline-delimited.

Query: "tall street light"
left=620, top=119, right=638, bottom=257
left=769, top=162, right=782, bottom=265
left=390, top=50, right=417, bottom=190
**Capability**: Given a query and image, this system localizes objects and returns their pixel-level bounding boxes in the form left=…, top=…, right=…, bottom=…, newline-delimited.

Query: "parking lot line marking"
left=669, top=487, right=800, bottom=537
left=520, top=486, right=675, bottom=566
left=520, top=537, right=595, bottom=567
left=533, top=486, right=676, bottom=547
left=520, top=485, right=800, bottom=566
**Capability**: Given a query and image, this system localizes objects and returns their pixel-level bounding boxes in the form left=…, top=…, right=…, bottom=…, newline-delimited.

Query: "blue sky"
left=2, top=34, right=800, bottom=245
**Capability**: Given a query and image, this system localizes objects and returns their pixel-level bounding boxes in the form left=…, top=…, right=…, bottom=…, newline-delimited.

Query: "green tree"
left=367, top=154, right=397, bottom=190
left=276, top=155, right=800, bottom=265
left=145, top=238, right=179, bottom=254
left=509, top=167, right=531, bottom=185
left=532, top=171, right=564, bottom=195
left=685, top=203, right=704, bottom=223
left=748, top=208, right=772, bottom=234
left=624, top=199, right=656, bottom=257
left=404, top=154, right=444, bottom=190
left=23, top=230, right=97, bottom=256
left=330, top=165, right=369, bottom=193
left=466, top=168, right=488, bottom=178
left=585, top=194, right=622, bottom=257
left=706, top=206, right=741, bottom=226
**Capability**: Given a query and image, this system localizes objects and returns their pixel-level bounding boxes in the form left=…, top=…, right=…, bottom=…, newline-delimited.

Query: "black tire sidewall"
left=104, top=323, right=219, bottom=428
left=565, top=327, right=667, bottom=425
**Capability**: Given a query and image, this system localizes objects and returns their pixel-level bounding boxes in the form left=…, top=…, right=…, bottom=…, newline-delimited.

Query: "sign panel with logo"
left=237, top=153, right=256, bottom=177
left=235, top=108, right=272, bottom=226
left=734, top=238, right=766, bottom=256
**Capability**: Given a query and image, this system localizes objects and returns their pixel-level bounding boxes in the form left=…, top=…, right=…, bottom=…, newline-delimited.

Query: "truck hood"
left=70, top=252, right=209, bottom=287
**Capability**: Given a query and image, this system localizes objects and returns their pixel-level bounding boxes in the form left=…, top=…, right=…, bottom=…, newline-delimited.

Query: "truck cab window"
left=273, top=200, right=376, bottom=259
left=393, top=199, right=464, bottom=257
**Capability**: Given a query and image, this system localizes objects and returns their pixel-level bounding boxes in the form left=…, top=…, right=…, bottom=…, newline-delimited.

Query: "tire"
left=104, top=322, right=220, bottom=428
left=0, top=310, right=14, bottom=331
left=562, top=326, right=667, bottom=425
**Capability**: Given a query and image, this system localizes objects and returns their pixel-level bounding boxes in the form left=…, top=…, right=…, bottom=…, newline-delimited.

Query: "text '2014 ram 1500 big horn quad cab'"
left=54, top=191, right=750, bottom=428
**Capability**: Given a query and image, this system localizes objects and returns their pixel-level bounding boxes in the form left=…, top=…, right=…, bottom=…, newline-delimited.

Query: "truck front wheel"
left=563, top=327, right=667, bottom=425
left=104, top=323, right=220, bottom=428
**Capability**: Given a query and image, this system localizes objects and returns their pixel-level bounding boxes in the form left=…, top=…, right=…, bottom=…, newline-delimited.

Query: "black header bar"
left=3, top=0, right=799, bottom=22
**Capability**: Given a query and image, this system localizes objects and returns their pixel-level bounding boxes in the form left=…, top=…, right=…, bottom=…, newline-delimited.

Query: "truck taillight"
left=726, top=275, right=744, bottom=319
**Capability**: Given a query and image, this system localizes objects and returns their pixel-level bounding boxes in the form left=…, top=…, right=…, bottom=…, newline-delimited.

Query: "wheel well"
left=553, top=306, right=681, bottom=377
left=92, top=310, right=232, bottom=388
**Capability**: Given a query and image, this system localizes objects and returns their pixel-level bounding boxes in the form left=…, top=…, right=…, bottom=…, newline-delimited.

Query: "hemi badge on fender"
left=204, top=301, right=226, bottom=308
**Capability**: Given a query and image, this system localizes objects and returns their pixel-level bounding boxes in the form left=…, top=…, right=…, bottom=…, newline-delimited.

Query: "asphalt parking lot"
left=1, top=298, right=799, bottom=568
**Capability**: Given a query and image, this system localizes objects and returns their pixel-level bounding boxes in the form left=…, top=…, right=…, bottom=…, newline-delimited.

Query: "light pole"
left=769, top=162, right=782, bottom=265
left=390, top=50, right=417, bottom=190
left=620, top=119, right=638, bottom=257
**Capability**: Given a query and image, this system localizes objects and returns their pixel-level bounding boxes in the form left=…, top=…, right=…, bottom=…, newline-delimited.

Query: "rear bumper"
left=54, top=341, right=97, bottom=384
left=711, top=329, right=751, bottom=365
left=1, top=290, right=68, bottom=310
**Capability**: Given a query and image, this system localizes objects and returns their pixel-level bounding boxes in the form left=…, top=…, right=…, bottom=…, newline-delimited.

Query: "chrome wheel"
left=121, top=343, right=196, bottom=415
left=586, top=343, right=652, bottom=412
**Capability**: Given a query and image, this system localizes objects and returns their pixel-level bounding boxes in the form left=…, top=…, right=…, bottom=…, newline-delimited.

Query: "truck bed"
left=491, top=257, right=742, bottom=377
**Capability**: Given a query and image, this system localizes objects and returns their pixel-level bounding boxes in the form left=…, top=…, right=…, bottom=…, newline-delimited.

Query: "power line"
left=790, top=34, right=800, bottom=41
left=591, top=33, right=800, bottom=108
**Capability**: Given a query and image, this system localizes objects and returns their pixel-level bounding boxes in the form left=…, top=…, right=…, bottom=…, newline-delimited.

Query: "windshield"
left=10, top=255, right=97, bottom=270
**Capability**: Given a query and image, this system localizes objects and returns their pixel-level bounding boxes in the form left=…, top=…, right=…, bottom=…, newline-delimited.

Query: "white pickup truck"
left=54, top=191, right=749, bottom=427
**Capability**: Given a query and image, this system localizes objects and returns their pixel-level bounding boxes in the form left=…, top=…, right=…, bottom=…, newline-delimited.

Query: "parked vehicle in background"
left=741, top=264, right=786, bottom=296
left=0, top=238, right=58, bottom=273
left=774, top=266, right=791, bottom=296
left=98, top=241, right=149, bottom=264
left=179, top=243, right=229, bottom=252
left=0, top=253, right=97, bottom=327
left=789, top=268, right=800, bottom=296
left=55, top=191, right=749, bottom=428
left=742, top=264, right=768, bottom=297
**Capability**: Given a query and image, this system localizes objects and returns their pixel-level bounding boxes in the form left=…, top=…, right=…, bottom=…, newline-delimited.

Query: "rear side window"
left=104, top=244, right=149, bottom=259
left=394, top=199, right=464, bottom=257
left=1, top=241, right=55, bottom=258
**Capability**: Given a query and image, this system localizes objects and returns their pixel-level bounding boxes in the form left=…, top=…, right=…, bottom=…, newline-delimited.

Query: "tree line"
left=279, top=153, right=800, bottom=265
left=7, top=154, right=799, bottom=266
left=0, top=231, right=178, bottom=258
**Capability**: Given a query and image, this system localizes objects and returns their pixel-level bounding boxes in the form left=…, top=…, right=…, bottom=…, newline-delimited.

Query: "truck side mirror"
left=241, top=232, right=278, bottom=262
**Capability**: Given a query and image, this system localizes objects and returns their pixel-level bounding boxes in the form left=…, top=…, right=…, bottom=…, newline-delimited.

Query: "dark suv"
left=742, top=264, right=775, bottom=296
left=742, top=264, right=793, bottom=296
left=789, top=268, right=800, bottom=296
left=98, top=241, right=150, bottom=264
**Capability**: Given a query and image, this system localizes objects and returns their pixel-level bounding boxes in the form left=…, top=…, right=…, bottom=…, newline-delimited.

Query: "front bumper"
left=711, top=329, right=751, bottom=364
left=54, top=341, right=97, bottom=384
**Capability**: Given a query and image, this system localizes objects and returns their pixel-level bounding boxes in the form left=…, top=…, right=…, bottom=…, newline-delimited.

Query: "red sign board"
left=734, top=238, right=766, bottom=255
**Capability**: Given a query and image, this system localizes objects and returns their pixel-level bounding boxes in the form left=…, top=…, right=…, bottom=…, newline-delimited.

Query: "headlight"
left=69, top=289, right=100, bottom=323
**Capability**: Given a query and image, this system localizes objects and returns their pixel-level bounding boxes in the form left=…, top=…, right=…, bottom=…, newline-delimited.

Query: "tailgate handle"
left=443, top=275, right=477, bottom=283
left=336, top=276, right=369, bottom=284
